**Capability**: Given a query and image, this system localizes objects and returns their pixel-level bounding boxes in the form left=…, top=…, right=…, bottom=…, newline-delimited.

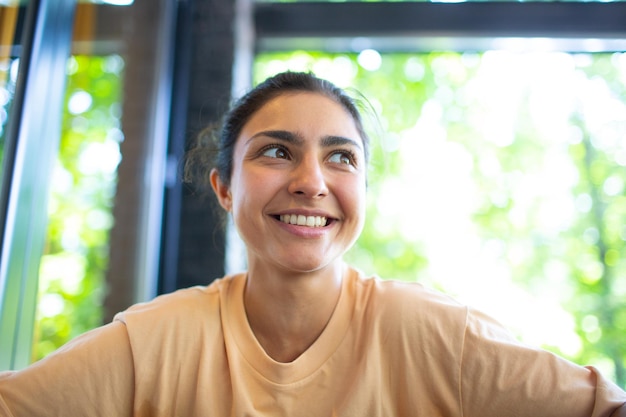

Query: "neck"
left=243, top=262, right=345, bottom=362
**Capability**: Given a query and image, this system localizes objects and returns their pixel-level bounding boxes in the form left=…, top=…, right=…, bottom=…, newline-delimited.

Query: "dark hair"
left=184, top=71, right=371, bottom=192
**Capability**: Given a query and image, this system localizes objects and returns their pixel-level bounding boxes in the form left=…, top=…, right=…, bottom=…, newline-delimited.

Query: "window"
left=251, top=1, right=626, bottom=387
left=0, top=0, right=176, bottom=369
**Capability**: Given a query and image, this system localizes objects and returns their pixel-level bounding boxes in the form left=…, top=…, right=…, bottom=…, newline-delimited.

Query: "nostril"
left=288, top=169, right=329, bottom=198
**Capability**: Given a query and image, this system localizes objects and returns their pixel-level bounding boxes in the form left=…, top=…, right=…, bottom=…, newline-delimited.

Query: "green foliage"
left=33, top=55, right=123, bottom=360
left=255, top=50, right=626, bottom=387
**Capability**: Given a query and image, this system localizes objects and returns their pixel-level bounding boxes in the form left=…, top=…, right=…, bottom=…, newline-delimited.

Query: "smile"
left=279, top=214, right=328, bottom=227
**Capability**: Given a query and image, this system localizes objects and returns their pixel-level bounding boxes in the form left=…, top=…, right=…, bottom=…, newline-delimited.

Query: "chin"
left=277, top=256, right=343, bottom=275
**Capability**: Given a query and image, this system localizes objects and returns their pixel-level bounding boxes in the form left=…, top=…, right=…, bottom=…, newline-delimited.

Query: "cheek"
left=339, top=177, right=367, bottom=218
left=230, top=168, right=277, bottom=212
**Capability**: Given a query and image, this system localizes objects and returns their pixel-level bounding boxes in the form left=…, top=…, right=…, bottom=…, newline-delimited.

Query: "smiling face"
left=210, top=92, right=367, bottom=275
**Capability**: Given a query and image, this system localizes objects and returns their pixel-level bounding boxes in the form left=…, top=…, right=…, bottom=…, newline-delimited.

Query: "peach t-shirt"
left=1, top=266, right=625, bottom=416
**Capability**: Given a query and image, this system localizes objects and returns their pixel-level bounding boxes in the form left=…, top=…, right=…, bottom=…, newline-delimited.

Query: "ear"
left=210, top=168, right=232, bottom=212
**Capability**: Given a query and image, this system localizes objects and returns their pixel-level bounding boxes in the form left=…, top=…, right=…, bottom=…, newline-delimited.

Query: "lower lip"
left=274, top=217, right=332, bottom=238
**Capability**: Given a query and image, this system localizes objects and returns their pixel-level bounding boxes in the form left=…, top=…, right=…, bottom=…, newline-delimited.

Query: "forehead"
left=239, top=92, right=362, bottom=142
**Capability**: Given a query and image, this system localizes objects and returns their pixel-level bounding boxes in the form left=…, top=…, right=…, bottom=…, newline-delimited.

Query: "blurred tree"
left=32, top=55, right=123, bottom=360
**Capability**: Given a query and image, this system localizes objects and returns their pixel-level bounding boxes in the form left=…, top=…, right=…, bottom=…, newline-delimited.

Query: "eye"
left=328, top=150, right=356, bottom=167
left=261, top=145, right=290, bottom=159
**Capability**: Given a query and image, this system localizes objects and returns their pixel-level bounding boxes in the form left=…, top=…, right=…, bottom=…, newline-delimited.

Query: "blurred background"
left=0, top=0, right=624, bottom=388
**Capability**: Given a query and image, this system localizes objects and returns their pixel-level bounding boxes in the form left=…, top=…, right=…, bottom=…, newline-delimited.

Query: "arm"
left=460, top=308, right=626, bottom=417
left=601, top=368, right=626, bottom=417
left=588, top=365, right=626, bottom=417
left=0, top=321, right=135, bottom=417
left=612, top=405, right=626, bottom=417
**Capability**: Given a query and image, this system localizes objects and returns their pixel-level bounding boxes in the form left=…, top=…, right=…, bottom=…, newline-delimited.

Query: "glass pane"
left=32, top=0, right=169, bottom=361
left=33, top=52, right=123, bottom=359
left=254, top=50, right=626, bottom=387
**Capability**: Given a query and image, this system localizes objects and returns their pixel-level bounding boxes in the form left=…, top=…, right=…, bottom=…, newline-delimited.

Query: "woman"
left=0, top=71, right=624, bottom=416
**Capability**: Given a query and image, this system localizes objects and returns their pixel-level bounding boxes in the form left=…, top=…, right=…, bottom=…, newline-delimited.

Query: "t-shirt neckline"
left=222, top=266, right=356, bottom=385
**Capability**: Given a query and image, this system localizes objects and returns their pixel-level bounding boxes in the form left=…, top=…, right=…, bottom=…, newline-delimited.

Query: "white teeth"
left=279, top=214, right=327, bottom=227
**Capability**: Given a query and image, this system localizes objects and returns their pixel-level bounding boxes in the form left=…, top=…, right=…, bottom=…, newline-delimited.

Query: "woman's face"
left=211, top=92, right=367, bottom=274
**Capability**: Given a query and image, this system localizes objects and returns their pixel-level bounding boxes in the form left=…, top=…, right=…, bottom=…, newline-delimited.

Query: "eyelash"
left=331, top=149, right=358, bottom=167
left=258, top=144, right=358, bottom=167
left=259, top=144, right=290, bottom=159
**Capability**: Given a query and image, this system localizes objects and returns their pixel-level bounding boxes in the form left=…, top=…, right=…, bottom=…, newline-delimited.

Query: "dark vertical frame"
left=158, top=0, right=234, bottom=293
left=158, top=0, right=194, bottom=295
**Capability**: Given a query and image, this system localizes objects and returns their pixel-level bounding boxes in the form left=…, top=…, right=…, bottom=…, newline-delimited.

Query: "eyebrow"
left=248, top=130, right=363, bottom=151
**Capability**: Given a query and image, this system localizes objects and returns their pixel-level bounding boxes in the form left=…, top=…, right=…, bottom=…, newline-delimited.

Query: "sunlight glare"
left=78, top=139, right=121, bottom=175
left=39, top=253, right=86, bottom=294
left=357, top=49, right=382, bottom=71
left=38, top=294, right=65, bottom=318
left=68, top=90, right=93, bottom=115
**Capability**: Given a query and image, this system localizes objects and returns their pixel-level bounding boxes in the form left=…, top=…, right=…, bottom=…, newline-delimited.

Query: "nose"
left=288, top=156, right=329, bottom=198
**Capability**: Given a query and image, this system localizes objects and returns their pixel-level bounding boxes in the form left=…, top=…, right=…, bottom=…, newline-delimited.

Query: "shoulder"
left=347, top=268, right=470, bottom=351
left=346, top=267, right=470, bottom=401
left=113, top=275, right=238, bottom=340
left=107, top=275, right=239, bottom=371
left=352, top=269, right=469, bottom=324
left=122, top=284, right=217, bottom=316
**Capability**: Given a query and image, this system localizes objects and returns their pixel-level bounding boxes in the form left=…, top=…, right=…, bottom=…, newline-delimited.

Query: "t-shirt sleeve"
left=0, top=321, right=135, bottom=417
left=459, top=308, right=626, bottom=417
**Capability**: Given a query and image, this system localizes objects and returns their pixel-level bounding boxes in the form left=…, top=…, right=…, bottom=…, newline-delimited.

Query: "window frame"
left=254, top=2, right=626, bottom=53
left=0, top=0, right=76, bottom=370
